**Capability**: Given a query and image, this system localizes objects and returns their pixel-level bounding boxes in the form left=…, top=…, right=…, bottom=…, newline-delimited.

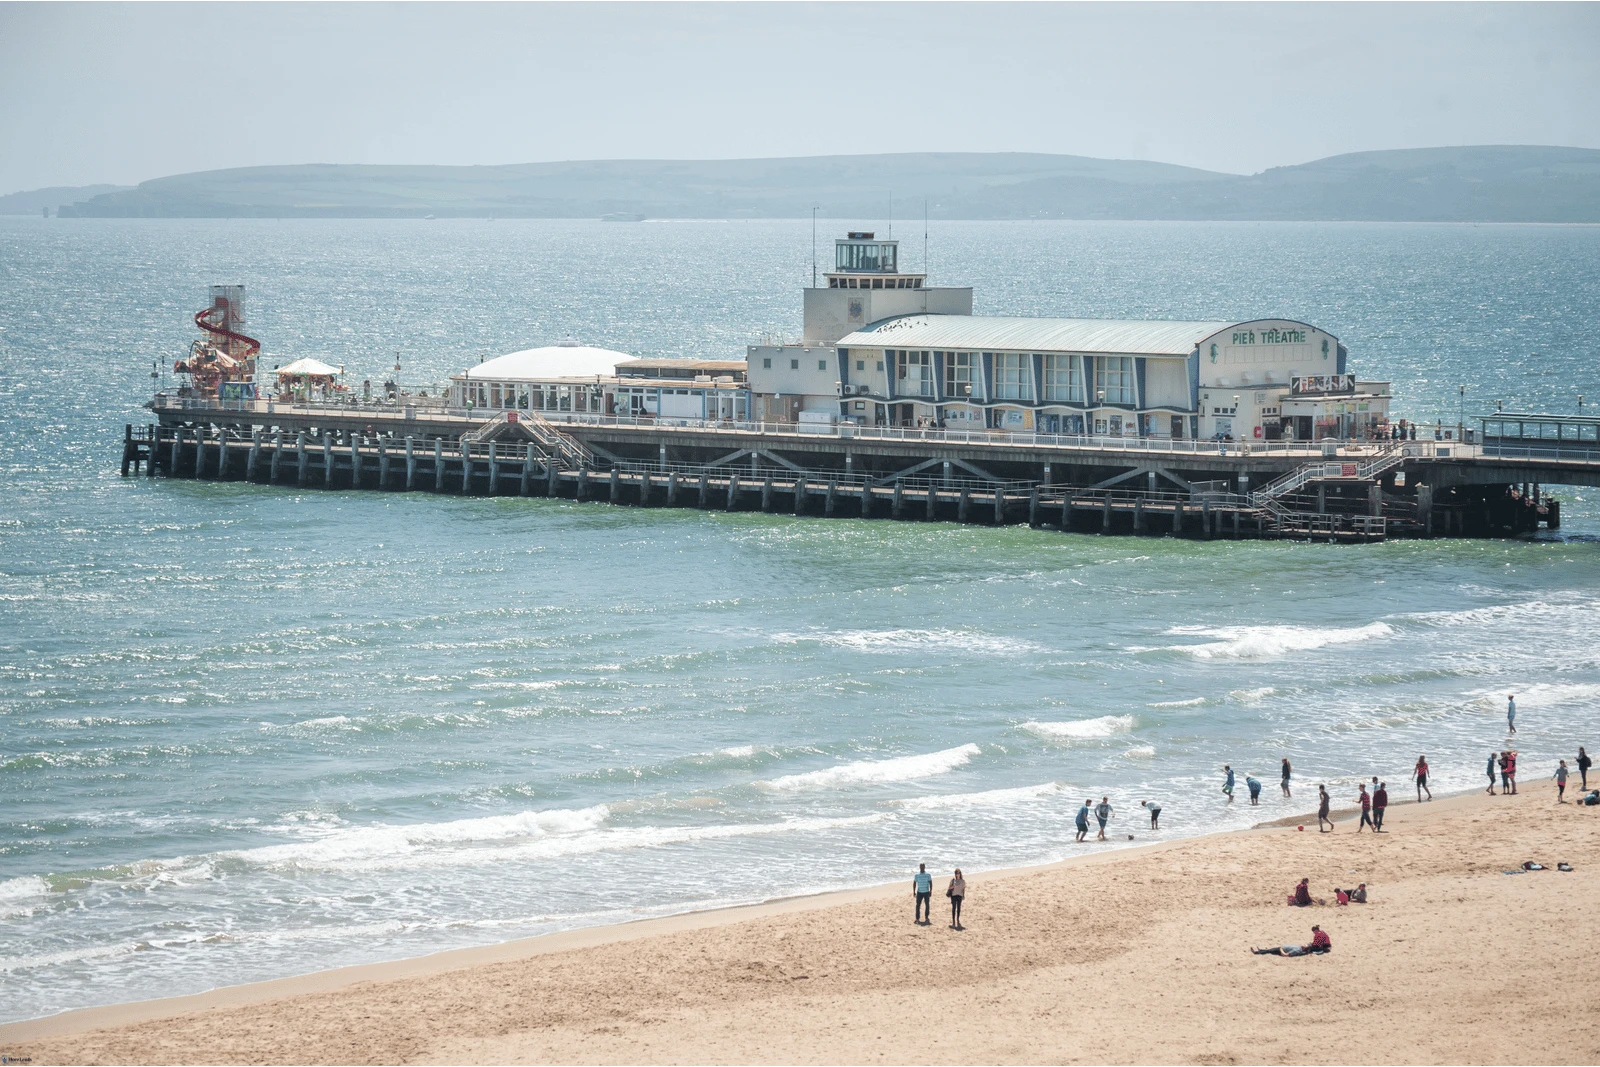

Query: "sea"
left=2, top=217, right=1599, bottom=1023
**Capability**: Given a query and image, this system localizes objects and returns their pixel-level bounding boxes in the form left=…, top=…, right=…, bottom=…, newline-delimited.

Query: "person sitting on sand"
left=1247, top=775, right=1262, bottom=805
left=1141, top=799, right=1162, bottom=829
left=1253, top=925, right=1331, bottom=956
left=1287, top=878, right=1323, bottom=906
left=1349, top=883, right=1367, bottom=903
left=1317, top=785, right=1333, bottom=833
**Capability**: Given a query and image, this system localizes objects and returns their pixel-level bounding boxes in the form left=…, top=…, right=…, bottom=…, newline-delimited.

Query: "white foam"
left=1229, top=687, right=1277, bottom=702
left=1123, top=745, right=1157, bottom=759
left=758, top=744, right=981, bottom=791
left=888, top=781, right=1064, bottom=811
left=1165, top=622, right=1392, bottom=659
left=0, top=875, right=50, bottom=919
left=1148, top=697, right=1206, bottom=708
left=777, top=628, right=1042, bottom=657
left=1021, top=715, right=1135, bottom=740
left=717, top=745, right=757, bottom=758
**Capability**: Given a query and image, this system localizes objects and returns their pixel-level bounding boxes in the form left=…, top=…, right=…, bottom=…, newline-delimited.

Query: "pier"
left=120, top=399, right=1599, bottom=540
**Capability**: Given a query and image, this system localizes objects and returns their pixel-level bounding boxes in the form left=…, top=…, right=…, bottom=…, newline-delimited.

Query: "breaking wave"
left=758, top=744, right=981, bottom=791
left=1021, top=715, right=1136, bottom=740
left=1163, top=622, right=1392, bottom=659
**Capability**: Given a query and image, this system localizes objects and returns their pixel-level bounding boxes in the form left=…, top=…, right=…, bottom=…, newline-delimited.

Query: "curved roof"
left=277, top=357, right=340, bottom=377
left=837, top=315, right=1238, bottom=356
left=462, top=344, right=631, bottom=380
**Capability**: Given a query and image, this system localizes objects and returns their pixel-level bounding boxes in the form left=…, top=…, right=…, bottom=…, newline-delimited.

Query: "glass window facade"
left=895, top=350, right=934, bottom=398
left=1041, top=354, right=1082, bottom=402
left=835, top=241, right=898, bottom=273
left=1098, top=356, right=1136, bottom=406
left=943, top=352, right=973, bottom=399
left=994, top=353, right=1030, bottom=400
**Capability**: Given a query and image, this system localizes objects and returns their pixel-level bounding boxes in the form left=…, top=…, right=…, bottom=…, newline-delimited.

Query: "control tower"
left=800, top=232, right=971, bottom=346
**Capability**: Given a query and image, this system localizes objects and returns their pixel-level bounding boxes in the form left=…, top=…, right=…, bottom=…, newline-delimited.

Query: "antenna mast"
left=924, top=199, right=929, bottom=276
left=811, top=206, right=818, bottom=288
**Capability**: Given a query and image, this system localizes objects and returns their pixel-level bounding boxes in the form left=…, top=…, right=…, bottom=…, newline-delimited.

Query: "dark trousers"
left=1359, top=810, right=1373, bottom=830
left=915, top=891, right=931, bottom=923
left=1373, top=807, right=1385, bottom=830
left=950, top=895, right=963, bottom=926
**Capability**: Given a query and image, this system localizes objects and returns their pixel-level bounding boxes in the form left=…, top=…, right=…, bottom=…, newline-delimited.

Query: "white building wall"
left=1142, top=359, right=1191, bottom=409
left=801, top=287, right=973, bottom=345
left=1196, top=320, right=1338, bottom=391
left=747, top=344, right=840, bottom=415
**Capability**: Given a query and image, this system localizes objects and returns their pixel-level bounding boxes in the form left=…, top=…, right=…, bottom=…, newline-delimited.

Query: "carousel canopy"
left=277, top=358, right=341, bottom=378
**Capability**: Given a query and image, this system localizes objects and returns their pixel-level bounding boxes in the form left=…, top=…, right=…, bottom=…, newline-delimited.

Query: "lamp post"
left=1457, top=384, right=1465, bottom=443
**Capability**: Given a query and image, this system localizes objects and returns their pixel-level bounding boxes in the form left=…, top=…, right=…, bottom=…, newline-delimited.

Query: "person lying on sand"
left=1287, top=878, right=1324, bottom=906
left=1252, top=925, right=1331, bottom=956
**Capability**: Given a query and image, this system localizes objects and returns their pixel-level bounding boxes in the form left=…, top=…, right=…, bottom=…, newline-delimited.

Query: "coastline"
left=6, top=785, right=1598, bottom=1064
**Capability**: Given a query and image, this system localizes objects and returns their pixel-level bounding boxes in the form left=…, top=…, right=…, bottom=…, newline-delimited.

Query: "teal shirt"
left=914, top=871, right=932, bottom=893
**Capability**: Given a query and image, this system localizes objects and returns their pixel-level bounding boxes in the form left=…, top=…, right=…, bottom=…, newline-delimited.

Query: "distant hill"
left=50, top=147, right=1600, bottom=221
left=0, top=184, right=133, bottom=215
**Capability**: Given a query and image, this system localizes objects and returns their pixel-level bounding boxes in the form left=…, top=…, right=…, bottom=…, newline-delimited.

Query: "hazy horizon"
left=2, top=2, right=1598, bottom=194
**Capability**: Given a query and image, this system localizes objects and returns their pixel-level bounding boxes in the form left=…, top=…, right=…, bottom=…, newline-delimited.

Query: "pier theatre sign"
left=1231, top=327, right=1307, bottom=346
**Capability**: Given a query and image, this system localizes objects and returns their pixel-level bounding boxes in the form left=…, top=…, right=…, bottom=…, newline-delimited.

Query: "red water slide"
left=193, top=304, right=261, bottom=360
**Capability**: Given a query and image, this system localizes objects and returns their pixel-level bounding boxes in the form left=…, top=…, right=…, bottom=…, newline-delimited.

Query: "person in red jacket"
left=1252, top=926, right=1331, bottom=956
left=1372, top=782, right=1389, bottom=832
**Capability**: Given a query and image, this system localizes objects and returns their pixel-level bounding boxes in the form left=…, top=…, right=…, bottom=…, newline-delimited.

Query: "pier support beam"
left=215, top=431, right=228, bottom=481
left=461, top=448, right=474, bottom=494
left=1102, top=496, right=1111, bottom=532
left=761, top=477, right=773, bottom=512
left=406, top=437, right=416, bottom=491
left=193, top=429, right=206, bottom=479
left=270, top=431, right=283, bottom=484
left=1134, top=498, right=1144, bottom=533
left=519, top=446, right=531, bottom=496
left=610, top=467, right=621, bottom=504
left=1173, top=503, right=1183, bottom=534
left=925, top=487, right=936, bottom=521
left=793, top=477, right=805, bottom=514
left=825, top=479, right=837, bottom=517
left=893, top=481, right=905, bottom=520
left=435, top=440, right=445, bottom=492
left=546, top=460, right=558, bottom=498
left=296, top=432, right=308, bottom=487
left=379, top=438, right=390, bottom=488
left=726, top=473, right=739, bottom=511
left=170, top=427, right=182, bottom=473
left=348, top=438, right=360, bottom=489
left=697, top=472, right=709, bottom=507
left=1202, top=501, right=1212, bottom=539
left=958, top=488, right=970, bottom=523
left=668, top=471, right=679, bottom=506
left=1317, top=484, right=1326, bottom=514
left=322, top=436, right=334, bottom=488
left=488, top=443, right=499, bottom=495
left=577, top=467, right=590, bottom=501
left=246, top=430, right=260, bottom=482
left=994, top=489, right=1005, bottom=525
left=1369, top=483, right=1383, bottom=517
left=1028, top=488, right=1039, bottom=527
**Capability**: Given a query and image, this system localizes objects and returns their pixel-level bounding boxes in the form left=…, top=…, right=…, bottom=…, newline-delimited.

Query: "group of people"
left=911, top=863, right=966, bottom=929
left=1287, top=877, right=1368, bottom=907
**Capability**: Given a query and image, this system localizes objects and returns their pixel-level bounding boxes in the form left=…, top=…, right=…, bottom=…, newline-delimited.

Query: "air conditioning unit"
left=856, top=384, right=870, bottom=394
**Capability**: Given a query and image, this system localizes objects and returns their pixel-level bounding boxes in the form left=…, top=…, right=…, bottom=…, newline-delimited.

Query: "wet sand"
left=4, top=788, right=1597, bottom=1065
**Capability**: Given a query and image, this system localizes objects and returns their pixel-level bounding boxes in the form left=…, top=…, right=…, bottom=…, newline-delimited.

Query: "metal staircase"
left=462, top=410, right=596, bottom=470
left=1247, top=443, right=1409, bottom=538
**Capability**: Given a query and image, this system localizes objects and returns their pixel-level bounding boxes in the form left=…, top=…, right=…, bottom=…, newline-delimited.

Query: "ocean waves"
left=1157, top=622, right=1393, bottom=659
left=1021, top=715, right=1135, bottom=740
left=758, top=744, right=982, bottom=791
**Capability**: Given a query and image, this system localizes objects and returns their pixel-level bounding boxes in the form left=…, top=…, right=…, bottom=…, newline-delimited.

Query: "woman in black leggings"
left=947, top=868, right=966, bottom=929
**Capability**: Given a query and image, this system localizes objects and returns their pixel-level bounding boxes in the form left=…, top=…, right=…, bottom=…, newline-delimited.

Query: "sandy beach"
left=4, top=787, right=1597, bottom=1065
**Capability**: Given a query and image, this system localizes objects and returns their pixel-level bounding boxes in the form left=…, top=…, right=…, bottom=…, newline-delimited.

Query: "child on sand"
left=1555, top=760, right=1569, bottom=802
left=1317, top=785, right=1333, bottom=832
left=1355, top=784, right=1373, bottom=832
left=1488, top=751, right=1499, bottom=795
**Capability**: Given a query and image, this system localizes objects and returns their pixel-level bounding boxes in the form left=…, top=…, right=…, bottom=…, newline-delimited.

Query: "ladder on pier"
left=462, top=410, right=596, bottom=470
left=1247, top=443, right=1408, bottom=539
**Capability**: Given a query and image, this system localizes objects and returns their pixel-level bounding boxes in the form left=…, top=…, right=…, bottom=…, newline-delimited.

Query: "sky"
left=2, top=1, right=1598, bottom=194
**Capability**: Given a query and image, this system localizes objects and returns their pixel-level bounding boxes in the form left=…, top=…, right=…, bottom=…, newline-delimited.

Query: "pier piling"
left=406, top=437, right=416, bottom=491
left=435, top=440, right=445, bottom=492
left=246, top=430, right=260, bottom=482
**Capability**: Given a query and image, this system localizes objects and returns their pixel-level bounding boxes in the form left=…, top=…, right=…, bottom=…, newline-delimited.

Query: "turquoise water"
left=2, top=218, right=1599, bottom=1022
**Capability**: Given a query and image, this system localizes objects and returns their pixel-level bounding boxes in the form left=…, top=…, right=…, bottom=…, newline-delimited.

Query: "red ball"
left=1297, top=825, right=1305, bottom=831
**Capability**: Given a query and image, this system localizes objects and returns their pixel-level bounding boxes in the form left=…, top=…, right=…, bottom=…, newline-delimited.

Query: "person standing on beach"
left=1487, top=751, right=1499, bottom=795
left=1076, top=799, right=1092, bottom=843
left=1317, top=785, right=1333, bottom=832
left=1507, top=750, right=1519, bottom=794
left=913, top=863, right=933, bottom=925
left=1095, top=796, right=1113, bottom=840
left=1579, top=747, right=1592, bottom=791
left=1223, top=765, right=1235, bottom=803
left=1499, top=751, right=1511, bottom=794
left=1555, top=760, right=1569, bottom=803
left=1281, top=758, right=1292, bottom=798
left=1141, top=799, right=1162, bottom=829
left=1414, top=755, right=1432, bottom=802
left=1372, top=782, right=1389, bottom=832
left=1355, top=784, right=1373, bottom=832
left=1507, top=694, right=1517, bottom=733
